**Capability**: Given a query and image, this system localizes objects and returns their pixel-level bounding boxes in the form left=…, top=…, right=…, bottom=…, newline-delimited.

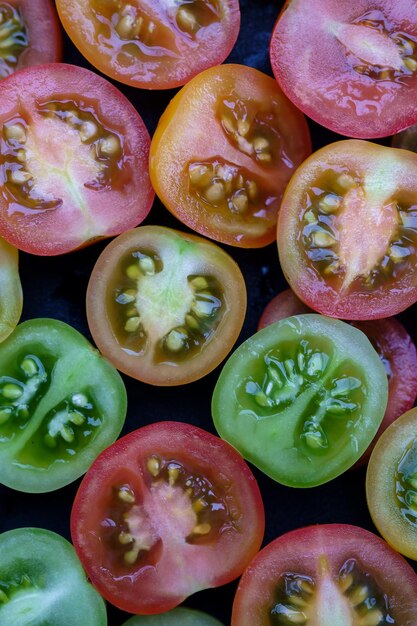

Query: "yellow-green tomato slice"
left=0, top=318, right=127, bottom=492
left=0, top=237, right=22, bottom=342
left=367, top=406, right=417, bottom=560
left=0, top=527, right=107, bottom=626
left=122, top=607, right=224, bottom=626
left=212, top=314, right=388, bottom=487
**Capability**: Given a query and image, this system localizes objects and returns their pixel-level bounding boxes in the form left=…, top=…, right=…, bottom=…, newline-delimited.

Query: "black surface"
left=2, top=1, right=417, bottom=624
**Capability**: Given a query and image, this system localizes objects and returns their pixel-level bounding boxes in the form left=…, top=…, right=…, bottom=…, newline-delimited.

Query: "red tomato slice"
left=0, top=64, right=154, bottom=255
left=270, top=0, right=417, bottom=138
left=56, top=0, right=240, bottom=90
left=278, top=140, right=417, bottom=319
left=71, top=422, right=265, bottom=614
left=232, top=524, right=417, bottom=626
left=258, top=289, right=417, bottom=465
left=0, top=1, right=62, bottom=80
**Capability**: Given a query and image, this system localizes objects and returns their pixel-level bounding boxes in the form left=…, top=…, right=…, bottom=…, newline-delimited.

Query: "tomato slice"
left=150, top=64, right=311, bottom=248
left=232, top=524, right=417, bottom=626
left=367, top=406, right=417, bottom=561
left=0, top=237, right=22, bottom=342
left=278, top=140, right=417, bottom=319
left=0, top=318, right=127, bottom=493
left=258, top=289, right=417, bottom=465
left=122, top=608, right=224, bottom=626
left=71, top=422, right=265, bottom=614
left=56, top=0, right=240, bottom=90
left=86, top=225, right=247, bottom=385
left=270, top=0, right=417, bottom=138
left=0, top=63, right=154, bottom=255
left=212, top=314, right=388, bottom=487
left=0, top=527, right=106, bottom=625
left=0, top=1, right=62, bottom=80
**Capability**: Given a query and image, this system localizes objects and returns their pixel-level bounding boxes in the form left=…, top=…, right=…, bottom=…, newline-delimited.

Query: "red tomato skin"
left=0, top=64, right=154, bottom=255
left=232, top=524, right=417, bottom=626
left=270, top=0, right=417, bottom=138
left=71, top=422, right=265, bottom=615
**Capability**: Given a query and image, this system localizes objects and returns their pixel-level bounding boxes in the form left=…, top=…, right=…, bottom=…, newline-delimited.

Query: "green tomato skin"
left=0, top=528, right=107, bottom=626
left=122, top=607, right=224, bottom=626
left=0, top=318, right=127, bottom=493
left=212, top=314, right=388, bottom=488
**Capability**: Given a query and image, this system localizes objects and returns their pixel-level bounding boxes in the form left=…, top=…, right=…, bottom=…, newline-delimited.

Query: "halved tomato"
left=86, top=225, right=247, bottom=386
left=258, top=289, right=417, bottom=465
left=278, top=140, right=417, bottom=319
left=71, top=422, right=265, bottom=614
left=367, top=407, right=417, bottom=561
left=392, top=123, right=417, bottom=152
left=0, top=236, right=22, bottom=342
left=56, top=0, right=240, bottom=90
left=0, top=1, right=62, bottom=80
left=232, top=524, right=417, bottom=625
left=0, top=63, right=154, bottom=255
left=150, top=64, right=311, bottom=248
left=270, top=0, right=417, bottom=138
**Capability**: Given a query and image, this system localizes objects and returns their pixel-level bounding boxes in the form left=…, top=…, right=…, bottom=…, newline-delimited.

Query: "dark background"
left=1, top=0, right=417, bottom=624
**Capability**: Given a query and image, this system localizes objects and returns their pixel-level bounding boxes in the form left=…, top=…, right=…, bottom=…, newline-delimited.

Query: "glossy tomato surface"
left=150, top=63, right=311, bottom=248
left=278, top=140, right=417, bottom=319
left=56, top=0, right=240, bottom=90
left=0, top=63, right=153, bottom=255
left=367, top=407, right=417, bottom=560
left=232, top=524, right=417, bottom=625
left=122, top=608, right=224, bottom=626
left=87, top=225, right=247, bottom=385
left=0, top=0, right=61, bottom=80
left=270, top=0, right=417, bottom=138
left=71, top=422, right=264, bottom=614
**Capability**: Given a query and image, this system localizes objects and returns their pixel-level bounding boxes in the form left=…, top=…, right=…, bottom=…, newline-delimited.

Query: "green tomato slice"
left=122, top=607, right=224, bottom=626
left=0, top=527, right=106, bottom=626
left=0, top=237, right=22, bottom=343
left=212, top=314, right=388, bottom=487
left=0, top=318, right=127, bottom=493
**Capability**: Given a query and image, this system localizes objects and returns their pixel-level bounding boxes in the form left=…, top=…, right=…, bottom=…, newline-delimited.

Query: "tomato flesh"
left=232, top=524, right=417, bottom=626
left=150, top=64, right=311, bottom=248
left=122, top=609, right=224, bottom=626
left=278, top=140, right=417, bottom=319
left=212, top=314, right=388, bottom=487
left=270, top=0, right=417, bottom=138
left=71, top=422, right=264, bottom=614
left=0, top=236, right=21, bottom=343
left=56, top=0, right=240, bottom=90
left=87, top=225, right=247, bottom=385
left=0, top=63, right=154, bottom=255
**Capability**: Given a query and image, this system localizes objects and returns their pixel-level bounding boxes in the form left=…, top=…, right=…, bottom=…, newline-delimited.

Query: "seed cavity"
left=0, top=356, right=47, bottom=427
left=0, top=4, right=28, bottom=78
left=395, top=436, right=417, bottom=528
left=43, top=391, right=94, bottom=449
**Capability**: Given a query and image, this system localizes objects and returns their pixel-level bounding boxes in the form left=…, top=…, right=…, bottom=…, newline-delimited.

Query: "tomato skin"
left=71, top=421, right=265, bottom=615
left=150, top=63, right=311, bottom=248
left=367, top=407, right=417, bottom=560
left=122, top=608, right=224, bottom=626
left=270, top=0, right=417, bottom=138
left=258, top=289, right=311, bottom=330
left=278, top=140, right=417, bottom=320
left=0, top=237, right=22, bottom=343
left=0, top=63, right=154, bottom=256
left=86, top=225, right=247, bottom=386
left=0, top=1, right=62, bottom=78
left=56, top=0, right=240, bottom=90
left=232, top=524, right=417, bottom=626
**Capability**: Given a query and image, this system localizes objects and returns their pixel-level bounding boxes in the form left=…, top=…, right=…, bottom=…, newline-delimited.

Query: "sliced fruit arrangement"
left=0, top=527, right=107, bottom=625
left=56, top=0, right=240, bottom=90
left=0, top=318, right=127, bottom=493
left=86, top=225, right=247, bottom=385
left=270, top=0, right=417, bottom=138
left=0, top=236, right=22, bottom=343
left=278, top=140, right=417, bottom=319
left=0, top=0, right=62, bottom=80
left=122, top=608, right=224, bottom=625
left=212, top=314, right=388, bottom=487
left=232, top=524, right=417, bottom=626
left=258, top=289, right=417, bottom=465
left=0, top=63, right=153, bottom=255
left=150, top=64, right=311, bottom=247
left=71, top=422, right=265, bottom=614
left=367, top=406, right=417, bottom=560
